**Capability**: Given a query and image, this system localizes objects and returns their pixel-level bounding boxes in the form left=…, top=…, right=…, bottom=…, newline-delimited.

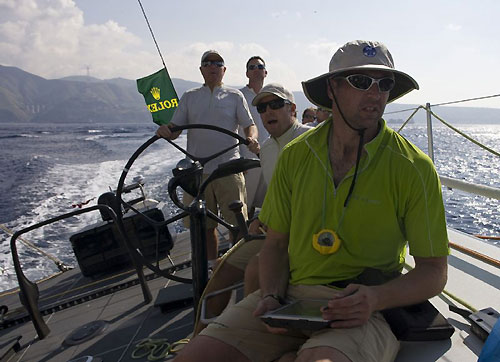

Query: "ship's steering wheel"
left=114, top=124, right=260, bottom=287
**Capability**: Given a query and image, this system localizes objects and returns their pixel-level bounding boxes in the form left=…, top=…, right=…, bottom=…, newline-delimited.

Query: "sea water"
left=0, top=122, right=498, bottom=291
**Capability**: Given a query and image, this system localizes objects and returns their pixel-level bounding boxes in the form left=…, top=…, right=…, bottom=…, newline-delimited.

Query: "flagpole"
left=137, top=0, right=172, bottom=78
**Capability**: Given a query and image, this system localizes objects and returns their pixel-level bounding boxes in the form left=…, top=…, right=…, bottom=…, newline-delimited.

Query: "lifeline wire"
left=430, top=110, right=500, bottom=157
left=431, top=93, right=500, bottom=107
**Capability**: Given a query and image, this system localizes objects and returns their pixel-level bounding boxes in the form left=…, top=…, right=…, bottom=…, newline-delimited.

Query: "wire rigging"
left=137, top=0, right=173, bottom=78
left=385, top=93, right=500, bottom=116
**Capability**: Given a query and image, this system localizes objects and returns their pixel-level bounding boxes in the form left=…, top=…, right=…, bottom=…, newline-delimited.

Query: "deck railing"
left=386, top=94, right=500, bottom=202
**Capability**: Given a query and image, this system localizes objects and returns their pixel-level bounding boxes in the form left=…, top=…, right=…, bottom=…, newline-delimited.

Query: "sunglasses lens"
left=256, top=99, right=286, bottom=113
left=256, top=104, right=266, bottom=113
left=346, top=75, right=395, bottom=93
left=269, top=99, right=285, bottom=110
left=202, top=61, right=224, bottom=67
left=378, top=78, right=395, bottom=92
left=347, top=75, right=372, bottom=90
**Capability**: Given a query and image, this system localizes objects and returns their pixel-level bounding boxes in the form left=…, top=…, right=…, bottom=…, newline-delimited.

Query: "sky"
left=1, top=0, right=500, bottom=108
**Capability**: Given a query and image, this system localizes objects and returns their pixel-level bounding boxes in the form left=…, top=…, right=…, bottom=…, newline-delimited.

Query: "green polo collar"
left=303, top=118, right=390, bottom=182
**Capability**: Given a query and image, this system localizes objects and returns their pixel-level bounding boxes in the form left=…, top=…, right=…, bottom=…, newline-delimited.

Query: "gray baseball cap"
left=302, top=40, right=419, bottom=108
left=201, top=50, right=224, bottom=64
left=252, top=83, right=295, bottom=106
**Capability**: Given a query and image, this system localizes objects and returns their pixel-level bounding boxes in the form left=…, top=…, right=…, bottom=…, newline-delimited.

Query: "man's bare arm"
left=244, top=124, right=260, bottom=155
left=323, top=255, right=447, bottom=328
left=374, top=255, right=447, bottom=309
left=253, top=227, right=289, bottom=317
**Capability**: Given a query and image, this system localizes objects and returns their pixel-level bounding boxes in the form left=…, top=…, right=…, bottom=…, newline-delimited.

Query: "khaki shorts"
left=200, top=284, right=400, bottom=362
left=224, top=238, right=264, bottom=270
left=183, top=173, right=247, bottom=229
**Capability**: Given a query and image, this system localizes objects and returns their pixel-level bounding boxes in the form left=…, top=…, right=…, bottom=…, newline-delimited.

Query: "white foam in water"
left=0, top=130, right=187, bottom=291
left=0, top=123, right=498, bottom=292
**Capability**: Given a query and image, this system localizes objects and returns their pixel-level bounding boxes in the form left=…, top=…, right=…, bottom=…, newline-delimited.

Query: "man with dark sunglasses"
left=193, top=83, right=311, bottom=335
left=227, top=83, right=312, bottom=288
left=239, top=56, right=269, bottom=217
left=156, top=50, right=259, bottom=268
left=176, top=41, right=449, bottom=362
left=252, top=83, right=312, bottom=186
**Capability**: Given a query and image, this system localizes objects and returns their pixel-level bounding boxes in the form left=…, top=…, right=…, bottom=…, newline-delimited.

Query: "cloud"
left=305, top=40, right=341, bottom=59
left=446, top=23, right=462, bottom=31
left=264, top=58, right=302, bottom=93
left=0, top=0, right=157, bottom=79
left=238, top=43, right=269, bottom=57
left=0, top=1, right=333, bottom=92
left=271, top=10, right=288, bottom=18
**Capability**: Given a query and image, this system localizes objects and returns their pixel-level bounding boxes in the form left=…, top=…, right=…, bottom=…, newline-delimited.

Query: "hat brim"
left=252, top=91, right=294, bottom=106
left=302, top=65, right=419, bottom=109
left=201, top=52, right=224, bottom=63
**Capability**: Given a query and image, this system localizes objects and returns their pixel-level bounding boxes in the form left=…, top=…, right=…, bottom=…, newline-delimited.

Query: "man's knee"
left=213, top=262, right=245, bottom=286
left=295, top=346, right=351, bottom=362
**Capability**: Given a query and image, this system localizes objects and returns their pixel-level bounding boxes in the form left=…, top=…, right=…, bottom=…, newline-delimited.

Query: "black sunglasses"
left=248, top=64, right=265, bottom=70
left=340, top=74, right=395, bottom=93
left=201, top=61, right=224, bottom=67
left=256, top=98, right=290, bottom=114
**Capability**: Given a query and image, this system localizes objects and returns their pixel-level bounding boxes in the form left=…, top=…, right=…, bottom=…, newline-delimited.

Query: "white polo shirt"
left=171, top=84, right=254, bottom=173
left=239, top=85, right=269, bottom=159
left=260, top=121, right=312, bottom=185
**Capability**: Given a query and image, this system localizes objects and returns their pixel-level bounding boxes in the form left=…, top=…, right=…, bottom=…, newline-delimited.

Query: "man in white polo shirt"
left=239, top=56, right=269, bottom=217
left=156, top=50, right=259, bottom=266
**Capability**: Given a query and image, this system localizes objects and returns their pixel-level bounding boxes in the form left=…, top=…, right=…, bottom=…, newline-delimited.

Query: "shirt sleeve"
left=235, top=91, right=254, bottom=129
left=259, top=148, right=292, bottom=233
left=403, top=156, right=450, bottom=257
left=170, top=92, right=189, bottom=126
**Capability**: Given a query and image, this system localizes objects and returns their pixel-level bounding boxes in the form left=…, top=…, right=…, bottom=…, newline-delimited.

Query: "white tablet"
left=260, top=299, right=332, bottom=330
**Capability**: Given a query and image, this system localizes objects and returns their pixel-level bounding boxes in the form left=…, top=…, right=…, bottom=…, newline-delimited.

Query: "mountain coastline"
left=1, top=64, right=499, bottom=125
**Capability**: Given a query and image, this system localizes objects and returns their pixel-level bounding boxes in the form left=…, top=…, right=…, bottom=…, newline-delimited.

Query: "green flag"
left=137, top=68, right=179, bottom=125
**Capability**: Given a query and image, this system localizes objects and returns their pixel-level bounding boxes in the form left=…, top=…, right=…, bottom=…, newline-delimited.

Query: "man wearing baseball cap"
left=156, top=50, right=259, bottom=267
left=176, top=41, right=449, bottom=362
left=193, top=83, right=311, bottom=335
left=252, top=83, right=312, bottom=186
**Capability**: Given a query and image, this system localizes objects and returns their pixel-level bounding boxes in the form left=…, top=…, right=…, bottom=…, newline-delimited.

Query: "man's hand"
left=321, top=284, right=379, bottom=328
left=253, top=295, right=288, bottom=334
left=246, top=137, right=260, bottom=155
left=248, top=219, right=266, bottom=234
left=156, top=123, right=181, bottom=140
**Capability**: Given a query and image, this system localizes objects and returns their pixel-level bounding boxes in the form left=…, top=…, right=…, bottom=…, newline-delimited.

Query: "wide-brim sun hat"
left=302, top=40, right=419, bottom=109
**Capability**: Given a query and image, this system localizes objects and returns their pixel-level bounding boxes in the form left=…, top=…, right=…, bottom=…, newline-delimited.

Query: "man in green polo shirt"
left=175, top=40, right=449, bottom=362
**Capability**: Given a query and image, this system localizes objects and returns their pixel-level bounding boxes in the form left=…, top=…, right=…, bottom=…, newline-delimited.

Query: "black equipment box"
left=70, top=208, right=173, bottom=277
